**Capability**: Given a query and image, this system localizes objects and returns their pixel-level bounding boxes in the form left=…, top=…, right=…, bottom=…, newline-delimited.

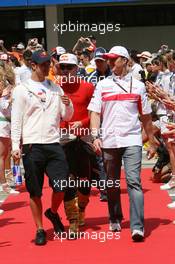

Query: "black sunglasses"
left=60, top=64, right=75, bottom=70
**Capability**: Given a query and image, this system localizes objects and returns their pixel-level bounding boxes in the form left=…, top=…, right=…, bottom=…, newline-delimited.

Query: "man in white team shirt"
left=11, top=50, right=74, bottom=245
left=88, top=46, right=157, bottom=242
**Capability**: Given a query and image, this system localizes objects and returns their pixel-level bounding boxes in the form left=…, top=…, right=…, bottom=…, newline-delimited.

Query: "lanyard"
left=113, top=76, right=133, bottom=93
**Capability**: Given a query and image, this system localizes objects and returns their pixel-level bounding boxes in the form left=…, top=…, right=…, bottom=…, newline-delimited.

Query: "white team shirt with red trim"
left=88, top=72, right=152, bottom=149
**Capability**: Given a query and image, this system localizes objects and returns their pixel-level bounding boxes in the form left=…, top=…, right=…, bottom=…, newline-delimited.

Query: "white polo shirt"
left=88, top=72, right=151, bottom=149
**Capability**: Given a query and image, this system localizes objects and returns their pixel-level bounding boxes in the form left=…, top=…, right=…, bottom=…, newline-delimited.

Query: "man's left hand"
left=69, top=121, right=82, bottom=129
left=146, top=144, right=157, bottom=160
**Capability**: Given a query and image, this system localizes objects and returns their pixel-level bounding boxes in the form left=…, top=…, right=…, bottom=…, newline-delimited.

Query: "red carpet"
left=1, top=168, right=175, bottom=264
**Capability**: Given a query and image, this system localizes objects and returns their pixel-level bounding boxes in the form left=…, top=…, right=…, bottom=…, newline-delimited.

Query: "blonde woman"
left=0, top=67, right=19, bottom=196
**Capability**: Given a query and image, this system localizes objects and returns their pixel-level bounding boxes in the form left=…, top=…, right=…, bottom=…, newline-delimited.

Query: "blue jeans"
left=103, top=146, right=144, bottom=232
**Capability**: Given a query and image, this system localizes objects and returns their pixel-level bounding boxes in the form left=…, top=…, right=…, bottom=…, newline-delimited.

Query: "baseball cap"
left=51, top=46, right=66, bottom=60
left=142, top=53, right=157, bottom=65
left=94, top=47, right=106, bottom=61
left=103, top=46, right=130, bottom=60
left=56, top=46, right=66, bottom=55
left=0, top=53, right=8, bottom=61
left=17, top=42, right=25, bottom=50
left=137, top=51, right=152, bottom=59
left=59, top=53, right=78, bottom=65
left=31, top=50, right=51, bottom=64
left=142, top=58, right=152, bottom=65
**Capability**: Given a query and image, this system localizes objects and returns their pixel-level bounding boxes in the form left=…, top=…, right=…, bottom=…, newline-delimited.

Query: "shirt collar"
left=112, top=71, right=131, bottom=81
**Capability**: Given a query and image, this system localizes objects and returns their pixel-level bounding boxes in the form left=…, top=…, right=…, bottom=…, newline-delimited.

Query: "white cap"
left=142, top=58, right=152, bottom=65
left=142, top=53, right=157, bottom=65
left=137, top=51, right=152, bottom=59
left=103, top=46, right=130, bottom=60
left=0, top=53, right=8, bottom=61
left=56, top=46, right=66, bottom=55
left=59, top=53, right=78, bottom=65
left=17, top=43, right=25, bottom=50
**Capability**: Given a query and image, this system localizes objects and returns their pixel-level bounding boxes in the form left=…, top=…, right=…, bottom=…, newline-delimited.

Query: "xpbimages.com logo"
left=54, top=230, right=121, bottom=242
left=53, top=178, right=120, bottom=191
left=53, top=21, right=121, bottom=35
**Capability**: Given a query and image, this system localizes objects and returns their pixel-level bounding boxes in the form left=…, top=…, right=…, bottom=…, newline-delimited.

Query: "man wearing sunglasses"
left=58, top=53, right=95, bottom=238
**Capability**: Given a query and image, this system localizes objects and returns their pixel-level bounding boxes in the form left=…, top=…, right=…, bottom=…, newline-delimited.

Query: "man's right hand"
left=93, top=138, right=102, bottom=155
left=12, top=150, right=21, bottom=162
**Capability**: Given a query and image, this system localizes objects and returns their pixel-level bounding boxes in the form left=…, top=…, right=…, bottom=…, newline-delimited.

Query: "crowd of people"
left=0, top=35, right=175, bottom=245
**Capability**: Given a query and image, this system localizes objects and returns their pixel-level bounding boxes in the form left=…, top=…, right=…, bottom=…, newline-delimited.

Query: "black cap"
left=94, top=47, right=106, bottom=61
left=31, top=50, right=50, bottom=64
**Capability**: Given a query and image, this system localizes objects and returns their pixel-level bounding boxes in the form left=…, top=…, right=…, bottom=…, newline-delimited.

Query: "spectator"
left=79, top=50, right=95, bottom=75
left=0, top=67, right=19, bottom=196
left=87, top=47, right=111, bottom=86
left=129, top=49, right=143, bottom=81
left=15, top=49, right=32, bottom=85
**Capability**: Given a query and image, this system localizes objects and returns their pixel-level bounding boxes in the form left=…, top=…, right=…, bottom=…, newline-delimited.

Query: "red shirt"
left=60, top=79, right=94, bottom=135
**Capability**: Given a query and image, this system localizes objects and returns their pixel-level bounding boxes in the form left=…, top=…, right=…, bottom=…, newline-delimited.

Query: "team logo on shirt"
left=37, top=89, right=46, bottom=102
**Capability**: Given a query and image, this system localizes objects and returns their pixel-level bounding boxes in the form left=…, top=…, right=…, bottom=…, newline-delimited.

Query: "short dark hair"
left=9, top=55, right=21, bottom=67
left=81, top=51, right=91, bottom=60
left=23, top=49, right=32, bottom=61
left=152, top=55, right=167, bottom=68
left=130, top=49, right=140, bottom=64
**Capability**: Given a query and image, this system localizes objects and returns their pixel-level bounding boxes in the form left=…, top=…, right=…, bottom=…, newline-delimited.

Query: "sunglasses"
left=60, top=64, right=75, bottom=70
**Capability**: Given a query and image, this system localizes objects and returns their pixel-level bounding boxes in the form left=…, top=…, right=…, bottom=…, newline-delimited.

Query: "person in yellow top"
left=79, top=50, right=96, bottom=75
